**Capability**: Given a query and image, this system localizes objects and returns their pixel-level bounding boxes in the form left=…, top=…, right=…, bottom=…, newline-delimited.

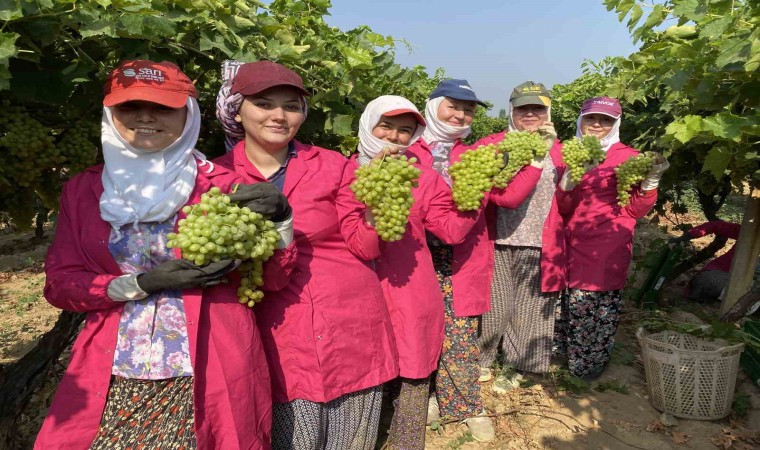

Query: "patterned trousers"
left=271, top=385, right=383, bottom=450
left=386, top=377, right=430, bottom=450
left=479, top=245, right=557, bottom=373
left=430, top=244, right=483, bottom=420
left=554, top=288, right=623, bottom=378
left=90, top=376, right=195, bottom=450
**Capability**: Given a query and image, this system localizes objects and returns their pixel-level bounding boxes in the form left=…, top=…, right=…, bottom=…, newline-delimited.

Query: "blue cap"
left=429, top=79, right=486, bottom=106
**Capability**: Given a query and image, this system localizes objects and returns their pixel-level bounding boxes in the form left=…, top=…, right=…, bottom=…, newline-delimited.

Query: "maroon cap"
left=231, top=61, right=310, bottom=97
left=384, top=108, right=426, bottom=126
left=580, top=97, right=622, bottom=119
left=104, top=60, right=197, bottom=108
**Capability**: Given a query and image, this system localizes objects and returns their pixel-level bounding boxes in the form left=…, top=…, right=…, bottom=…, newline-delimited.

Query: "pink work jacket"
left=406, top=138, right=541, bottom=317
left=36, top=161, right=294, bottom=450
left=557, top=142, right=658, bottom=291
left=472, top=132, right=568, bottom=293
left=215, top=141, right=399, bottom=404
left=350, top=155, right=483, bottom=379
left=688, top=220, right=741, bottom=273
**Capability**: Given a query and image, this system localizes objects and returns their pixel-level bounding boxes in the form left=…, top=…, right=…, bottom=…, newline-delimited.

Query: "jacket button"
left=317, top=335, right=323, bottom=340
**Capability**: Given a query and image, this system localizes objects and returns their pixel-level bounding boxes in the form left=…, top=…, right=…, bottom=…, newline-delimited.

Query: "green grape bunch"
left=614, top=152, right=654, bottom=206
left=449, top=144, right=504, bottom=211
left=166, top=186, right=280, bottom=308
left=493, top=131, right=546, bottom=187
left=562, top=135, right=605, bottom=183
left=0, top=103, right=58, bottom=188
left=58, top=121, right=100, bottom=176
left=351, top=155, right=421, bottom=242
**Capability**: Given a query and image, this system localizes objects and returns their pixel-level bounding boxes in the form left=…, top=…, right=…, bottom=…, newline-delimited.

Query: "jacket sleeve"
left=260, top=242, right=298, bottom=292
left=687, top=220, right=742, bottom=240
left=423, top=172, right=482, bottom=245
left=488, top=165, right=541, bottom=208
left=43, top=184, right=120, bottom=313
left=624, top=187, right=658, bottom=219
left=335, top=159, right=381, bottom=261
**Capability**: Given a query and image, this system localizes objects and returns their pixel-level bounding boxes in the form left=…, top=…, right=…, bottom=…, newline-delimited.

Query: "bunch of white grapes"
left=351, top=155, right=421, bottom=241
left=614, top=152, right=654, bottom=206
left=166, top=186, right=280, bottom=307
left=493, top=131, right=547, bottom=187
left=562, top=135, right=605, bottom=183
left=449, top=144, right=504, bottom=211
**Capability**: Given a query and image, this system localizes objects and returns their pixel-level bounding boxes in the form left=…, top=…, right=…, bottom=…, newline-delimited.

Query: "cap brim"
left=580, top=110, right=621, bottom=119
left=511, top=95, right=551, bottom=107
left=103, top=87, right=189, bottom=108
left=233, top=81, right=311, bottom=97
left=384, top=109, right=426, bottom=126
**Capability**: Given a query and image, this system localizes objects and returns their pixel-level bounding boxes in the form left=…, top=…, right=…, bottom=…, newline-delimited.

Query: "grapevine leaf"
left=0, top=0, right=22, bottom=21
left=0, top=32, right=19, bottom=62
left=672, top=0, right=705, bottom=21
left=332, top=114, right=354, bottom=136
left=702, top=147, right=732, bottom=180
left=746, top=37, right=760, bottom=72
left=616, top=0, right=635, bottom=21
left=338, top=46, right=373, bottom=69
left=80, top=20, right=117, bottom=38
left=665, top=115, right=702, bottom=144
left=0, top=64, right=9, bottom=91
left=715, top=36, right=752, bottom=69
left=700, top=16, right=733, bottom=40
left=628, top=4, right=643, bottom=31
left=643, top=5, right=666, bottom=31
left=702, top=113, right=748, bottom=141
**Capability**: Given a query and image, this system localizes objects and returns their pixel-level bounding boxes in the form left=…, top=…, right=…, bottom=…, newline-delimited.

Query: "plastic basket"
left=637, top=328, right=744, bottom=420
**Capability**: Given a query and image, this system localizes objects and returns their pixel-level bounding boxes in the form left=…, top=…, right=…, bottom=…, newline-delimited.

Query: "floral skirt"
left=386, top=377, right=430, bottom=450
left=90, top=376, right=195, bottom=450
left=429, top=244, right=483, bottom=419
left=554, top=289, right=623, bottom=378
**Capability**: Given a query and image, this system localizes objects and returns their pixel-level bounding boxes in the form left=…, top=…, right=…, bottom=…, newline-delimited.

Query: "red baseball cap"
left=231, top=61, right=310, bottom=97
left=103, top=60, right=197, bottom=108
left=580, top=97, right=622, bottom=119
left=383, top=108, right=426, bottom=126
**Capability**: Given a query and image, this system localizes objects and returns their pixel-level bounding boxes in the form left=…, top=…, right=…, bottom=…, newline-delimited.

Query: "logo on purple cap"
left=581, top=97, right=621, bottom=118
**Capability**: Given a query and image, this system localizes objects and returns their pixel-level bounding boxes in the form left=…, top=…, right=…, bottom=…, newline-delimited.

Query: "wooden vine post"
left=720, top=186, right=760, bottom=317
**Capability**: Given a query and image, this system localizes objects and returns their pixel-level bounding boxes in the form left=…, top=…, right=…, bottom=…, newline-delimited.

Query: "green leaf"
left=332, top=114, right=354, bottom=136
left=715, top=36, right=752, bottom=68
left=0, top=0, right=22, bottom=21
left=665, top=115, right=702, bottom=143
left=616, top=0, right=635, bottom=21
left=702, top=112, right=749, bottom=141
left=643, top=5, right=665, bottom=30
left=700, top=16, right=733, bottom=40
left=274, top=29, right=295, bottom=45
left=672, top=0, right=706, bottom=21
left=702, top=147, right=732, bottom=180
left=0, top=32, right=19, bottom=63
left=80, top=20, right=117, bottom=39
left=338, top=45, right=373, bottom=69
left=628, top=4, right=643, bottom=31
left=746, top=38, right=760, bottom=72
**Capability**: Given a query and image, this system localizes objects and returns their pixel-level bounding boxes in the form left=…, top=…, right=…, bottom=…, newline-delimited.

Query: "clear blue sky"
left=324, top=0, right=640, bottom=115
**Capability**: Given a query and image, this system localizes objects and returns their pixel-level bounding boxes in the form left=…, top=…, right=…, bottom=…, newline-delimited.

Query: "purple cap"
left=580, top=97, right=622, bottom=119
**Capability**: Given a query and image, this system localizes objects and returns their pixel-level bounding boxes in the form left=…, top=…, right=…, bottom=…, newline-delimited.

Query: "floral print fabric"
left=553, top=288, right=623, bottom=378
left=108, top=219, right=193, bottom=380
left=429, top=244, right=483, bottom=419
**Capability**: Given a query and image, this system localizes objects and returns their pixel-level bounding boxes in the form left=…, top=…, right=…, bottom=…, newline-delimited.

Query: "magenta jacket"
left=36, top=161, right=294, bottom=450
left=215, top=141, right=399, bottom=403
left=471, top=132, right=568, bottom=293
left=687, top=220, right=741, bottom=273
left=557, top=142, right=658, bottom=291
left=351, top=155, right=482, bottom=378
left=406, top=138, right=541, bottom=316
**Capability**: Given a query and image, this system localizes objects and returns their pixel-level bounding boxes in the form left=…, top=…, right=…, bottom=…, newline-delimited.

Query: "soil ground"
left=1, top=194, right=758, bottom=449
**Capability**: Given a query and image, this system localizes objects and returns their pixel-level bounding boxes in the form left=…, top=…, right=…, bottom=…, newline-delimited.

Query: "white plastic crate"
left=637, top=327, right=744, bottom=420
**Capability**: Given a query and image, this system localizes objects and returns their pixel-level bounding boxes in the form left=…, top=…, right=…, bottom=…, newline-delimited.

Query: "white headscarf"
left=100, top=97, right=206, bottom=229
left=421, top=96, right=471, bottom=145
left=507, top=103, right=552, bottom=132
left=357, top=95, right=425, bottom=166
left=575, top=113, right=621, bottom=152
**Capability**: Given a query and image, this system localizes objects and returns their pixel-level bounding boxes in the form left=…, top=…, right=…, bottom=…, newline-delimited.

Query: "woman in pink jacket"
left=354, top=95, right=485, bottom=449
left=475, top=81, right=567, bottom=385
left=554, top=97, right=669, bottom=380
left=406, top=80, right=541, bottom=442
left=36, top=60, right=294, bottom=450
left=214, top=61, right=398, bottom=450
